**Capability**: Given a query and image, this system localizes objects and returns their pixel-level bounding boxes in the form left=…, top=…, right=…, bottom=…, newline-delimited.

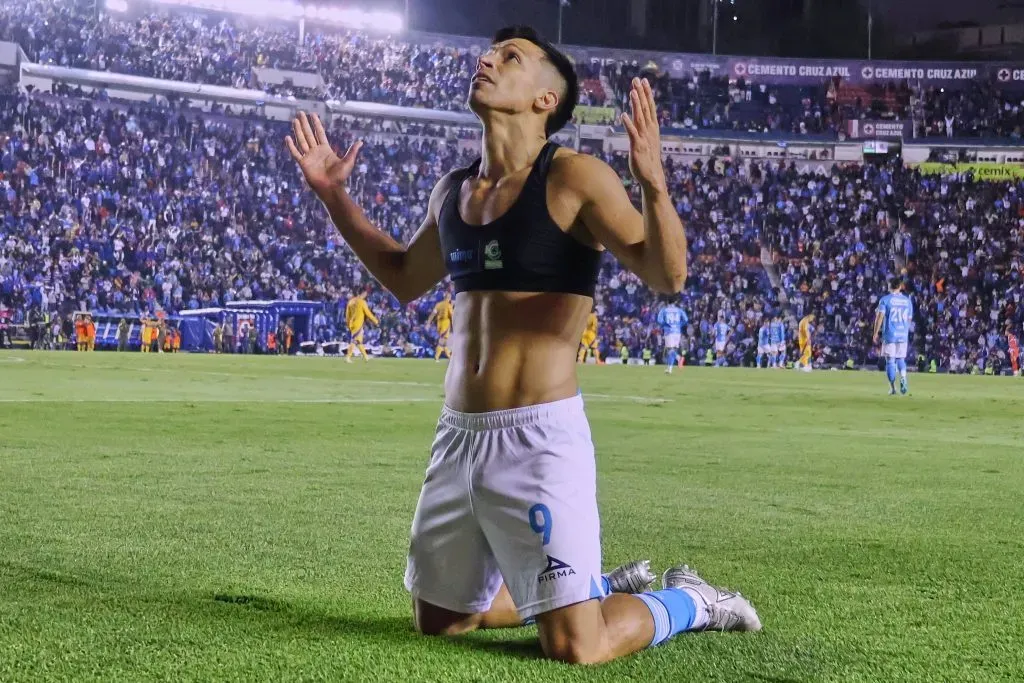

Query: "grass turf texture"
left=1, top=352, right=1023, bottom=682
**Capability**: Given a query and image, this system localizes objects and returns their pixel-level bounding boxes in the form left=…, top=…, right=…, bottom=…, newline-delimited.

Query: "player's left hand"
left=620, top=77, right=666, bottom=194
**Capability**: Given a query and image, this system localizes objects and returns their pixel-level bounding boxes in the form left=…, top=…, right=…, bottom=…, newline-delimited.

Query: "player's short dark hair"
left=889, top=275, right=904, bottom=291
left=493, top=25, right=578, bottom=137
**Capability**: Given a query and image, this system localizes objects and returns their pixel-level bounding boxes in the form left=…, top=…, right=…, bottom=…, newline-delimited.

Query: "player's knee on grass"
left=535, top=600, right=609, bottom=665
left=412, top=599, right=483, bottom=636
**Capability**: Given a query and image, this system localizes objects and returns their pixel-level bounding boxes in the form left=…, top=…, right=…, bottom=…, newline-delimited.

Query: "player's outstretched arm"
left=573, top=78, right=686, bottom=293
left=287, top=112, right=447, bottom=305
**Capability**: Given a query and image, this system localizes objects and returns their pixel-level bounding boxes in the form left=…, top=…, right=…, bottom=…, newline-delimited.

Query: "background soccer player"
left=427, top=291, right=455, bottom=361
left=345, top=289, right=378, bottom=363
left=1007, top=325, right=1020, bottom=377
left=770, top=314, right=787, bottom=368
left=797, top=313, right=815, bottom=372
left=656, top=298, right=687, bottom=374
left=874, top=277, right=913, bottom=394
left=756, top=318, right=770, bottom=368
left=713, top=312, right=730, bottom=367
left=578, top=309, right=601, bottom=364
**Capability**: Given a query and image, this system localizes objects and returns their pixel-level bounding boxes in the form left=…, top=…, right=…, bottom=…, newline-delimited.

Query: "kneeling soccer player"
left=287, top=25, right=760, bottom=665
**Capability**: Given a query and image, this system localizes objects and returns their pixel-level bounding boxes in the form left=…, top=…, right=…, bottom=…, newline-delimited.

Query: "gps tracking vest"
left=438, top=142, right=602, bottom=298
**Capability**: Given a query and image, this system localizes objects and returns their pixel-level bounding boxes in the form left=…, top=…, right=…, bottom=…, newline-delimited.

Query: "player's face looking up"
left=468, top=39, right=564, bottom=128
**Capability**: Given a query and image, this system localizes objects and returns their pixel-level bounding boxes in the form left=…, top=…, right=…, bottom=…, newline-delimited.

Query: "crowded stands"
left=6, top=0, right=1024, bottom=140
left=0, top=0, right=916, bottom=136
left=1, top=0, right=1023, bottom=372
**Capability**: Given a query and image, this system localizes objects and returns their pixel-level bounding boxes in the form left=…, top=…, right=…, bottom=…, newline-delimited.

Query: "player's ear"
left=534, top=86, right=559, bottom=117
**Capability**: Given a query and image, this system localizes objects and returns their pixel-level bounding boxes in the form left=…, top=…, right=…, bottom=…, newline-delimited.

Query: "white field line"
left=0, top=393, right=669, bottom=405
left=586, top=393, right=670, bottom=404
left=21, top=362, right=438, bottom=387
left=0, top=396, right=438, bottom=404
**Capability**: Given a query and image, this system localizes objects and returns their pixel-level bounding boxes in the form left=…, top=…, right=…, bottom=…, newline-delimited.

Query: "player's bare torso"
left=443, top=147, right=601, bottom=413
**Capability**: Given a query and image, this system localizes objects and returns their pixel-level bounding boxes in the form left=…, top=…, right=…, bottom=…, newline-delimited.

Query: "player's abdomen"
left=444, top=291, right=591, bottom=413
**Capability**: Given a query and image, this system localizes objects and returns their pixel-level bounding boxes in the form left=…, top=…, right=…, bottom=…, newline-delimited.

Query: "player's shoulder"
left=549, top=148, right=619, bottom=191
left=428, top=169, right=465, bottom=212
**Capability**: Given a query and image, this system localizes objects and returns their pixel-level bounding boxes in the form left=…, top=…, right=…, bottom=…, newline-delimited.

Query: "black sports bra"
left=438, top=142, right=602, bottom=298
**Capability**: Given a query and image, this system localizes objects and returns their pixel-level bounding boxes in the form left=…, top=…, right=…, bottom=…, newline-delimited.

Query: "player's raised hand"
left=620, top=77, right=666, bottom=193
left=286, top=112, right=362, bottom=198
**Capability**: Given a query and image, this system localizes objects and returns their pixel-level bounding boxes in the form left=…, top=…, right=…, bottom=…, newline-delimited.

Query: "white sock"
left=680, top=587, right=710, bottom=630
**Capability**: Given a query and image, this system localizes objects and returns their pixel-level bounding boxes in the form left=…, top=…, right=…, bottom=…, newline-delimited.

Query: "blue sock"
left=886, top=358, right=897, bottom=387
left=667, top=349, right=678, bottom=368
left=756, top=353, right=763, bottom=368
left=896, top=358, right=907, bottom=378
left=636, top=589, right=699, bottom=646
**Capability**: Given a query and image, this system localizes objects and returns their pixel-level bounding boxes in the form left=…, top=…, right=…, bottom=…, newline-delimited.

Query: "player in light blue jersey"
left=657, top=300, right=688, bottom=375
left=756, top=320, right=771, bottom=368
left=713, top=313, right=731, bottom=367
left=769, top=315, right=786, bottom=368
left=873, top=276, right=914, bottom=395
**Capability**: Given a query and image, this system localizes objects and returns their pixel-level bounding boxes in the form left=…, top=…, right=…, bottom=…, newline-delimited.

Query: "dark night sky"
left=395, top=0, right=1024, bottom=55
left=882, top=0, right=1024, bottom=30
left=403, top=0, right=1024, bottom=37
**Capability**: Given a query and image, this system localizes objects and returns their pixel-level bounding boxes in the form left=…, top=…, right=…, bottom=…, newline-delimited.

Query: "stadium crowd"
left=4, top=0, right=1017, bottom=140
left=2, top=0, right=1023, bottom=370
left=2, top=81, right=1022, bottom=371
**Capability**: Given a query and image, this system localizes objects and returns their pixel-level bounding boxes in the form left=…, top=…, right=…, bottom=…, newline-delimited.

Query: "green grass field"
left=1, top=352, right=1023, bottom=682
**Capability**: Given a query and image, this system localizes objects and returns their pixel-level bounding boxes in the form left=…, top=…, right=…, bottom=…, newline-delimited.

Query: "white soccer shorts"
left=757, top=344, right=769, bottom=355
left=715, top=341, right=726, bottom=354
left=882, top=341, right=908, bottom=360
left=664, top=333, right=681, bottom=349
left=404, top=394, right=604, bottom=620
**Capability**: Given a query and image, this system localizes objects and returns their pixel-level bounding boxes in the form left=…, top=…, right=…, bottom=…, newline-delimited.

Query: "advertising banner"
left=915, top=162, right=1024, bottom=179
left=410, top=30, right=1024, bottom=88
left=847, top=119, right=912, bottom=139
left=575, top=106, right=617, bottom=124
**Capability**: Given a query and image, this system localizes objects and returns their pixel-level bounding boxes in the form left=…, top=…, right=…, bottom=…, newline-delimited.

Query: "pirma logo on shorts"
left=538, top=555, right=575, bottom=583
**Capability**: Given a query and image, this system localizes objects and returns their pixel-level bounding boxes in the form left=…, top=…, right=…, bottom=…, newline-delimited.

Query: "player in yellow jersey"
left=426, top=291, right=454, bottom=362
left=578, top=311, right=600, bottom=363
left=345, top=290, right=379, bottom=363
left=797, top=313, right=815, bottom=372
left=140, top=317, right=153, bottom=353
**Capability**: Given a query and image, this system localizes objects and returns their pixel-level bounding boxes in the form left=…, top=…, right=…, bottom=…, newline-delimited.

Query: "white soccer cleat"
left=662, top=565, right=762, bottom=632
left=605, top=560, right=657, bottom=594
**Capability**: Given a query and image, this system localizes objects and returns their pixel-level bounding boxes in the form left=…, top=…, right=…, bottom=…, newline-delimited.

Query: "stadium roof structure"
left=223, top=300, right=325, bottom=312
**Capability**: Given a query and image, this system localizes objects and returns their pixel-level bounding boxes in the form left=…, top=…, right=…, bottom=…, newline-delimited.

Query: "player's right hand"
left=286, top=112, right=362, bottom=198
